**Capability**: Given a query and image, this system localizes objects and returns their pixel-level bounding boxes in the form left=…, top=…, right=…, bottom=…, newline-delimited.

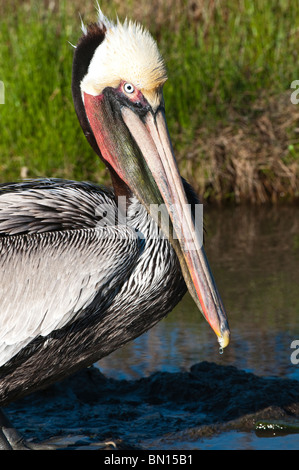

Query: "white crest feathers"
left=80, top=6, right=167, bottom=109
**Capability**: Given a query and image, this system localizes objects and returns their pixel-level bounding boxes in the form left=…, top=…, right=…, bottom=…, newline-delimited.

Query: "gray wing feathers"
left=0, top=225, right=140, bottom=367
left=0, top=180, right=116, bottom=235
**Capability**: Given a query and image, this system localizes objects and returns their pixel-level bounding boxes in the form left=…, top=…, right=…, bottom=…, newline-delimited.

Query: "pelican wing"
left=0, top=225, right=141, bottom=367
left=0, top=179, right=116, bottom=235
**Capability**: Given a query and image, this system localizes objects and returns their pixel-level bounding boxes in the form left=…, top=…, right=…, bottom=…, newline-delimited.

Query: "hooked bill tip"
left=217, top=330, right=230, bottom=349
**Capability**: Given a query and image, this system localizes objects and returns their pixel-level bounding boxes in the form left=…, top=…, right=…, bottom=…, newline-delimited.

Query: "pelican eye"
left=124, top=83, right=135, bottom=94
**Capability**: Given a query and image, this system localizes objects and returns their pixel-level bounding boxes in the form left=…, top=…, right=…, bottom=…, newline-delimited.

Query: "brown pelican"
left=0, top=8, right=230, bottom=449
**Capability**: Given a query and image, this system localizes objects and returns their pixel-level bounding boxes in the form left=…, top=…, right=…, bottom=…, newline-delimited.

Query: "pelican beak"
left=83, top=90, right=230, bottom=349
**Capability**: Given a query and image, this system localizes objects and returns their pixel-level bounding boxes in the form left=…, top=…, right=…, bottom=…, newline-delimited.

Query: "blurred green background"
left=0, top=0, right=298, bottom=203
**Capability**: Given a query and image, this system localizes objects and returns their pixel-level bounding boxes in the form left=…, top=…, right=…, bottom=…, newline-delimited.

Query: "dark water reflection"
left=98, top=205, right=299, bottom=382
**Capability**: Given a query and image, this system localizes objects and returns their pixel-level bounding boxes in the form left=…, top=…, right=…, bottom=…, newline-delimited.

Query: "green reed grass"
left=0, top=0, right=298, bottom=197
left=160, top=0, right=299, bottom=142
left=0, top=1, right=99, bottom=182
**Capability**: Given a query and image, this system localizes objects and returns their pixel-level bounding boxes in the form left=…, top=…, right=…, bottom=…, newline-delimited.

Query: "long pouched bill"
left=121, top=107, right=230, bottom=349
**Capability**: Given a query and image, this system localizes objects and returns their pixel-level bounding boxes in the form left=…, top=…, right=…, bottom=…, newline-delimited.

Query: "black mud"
left=5, top=362, right=299, bottom=449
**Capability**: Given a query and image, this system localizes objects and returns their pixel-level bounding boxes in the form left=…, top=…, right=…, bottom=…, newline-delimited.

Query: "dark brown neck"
left=72, top=23, right=106, bottom=159
left=108, top=165, right=133, bottom=214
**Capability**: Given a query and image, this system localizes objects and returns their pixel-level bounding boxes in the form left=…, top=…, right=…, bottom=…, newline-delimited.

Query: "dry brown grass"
left=182, top=92, right=299, bottom=203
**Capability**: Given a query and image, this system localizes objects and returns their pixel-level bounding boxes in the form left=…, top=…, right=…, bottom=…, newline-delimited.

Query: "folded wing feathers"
left=0, top=225, right=141, bottom=366
left=0, top=181, right=141, bottom=367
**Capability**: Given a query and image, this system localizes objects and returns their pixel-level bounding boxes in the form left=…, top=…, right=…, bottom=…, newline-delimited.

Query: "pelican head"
left=72, top=8, right=230, bottom=349
left=81, top=18, right=167, bottom=110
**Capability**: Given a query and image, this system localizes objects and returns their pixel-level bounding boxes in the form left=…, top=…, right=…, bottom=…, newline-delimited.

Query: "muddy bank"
left=4, top=361, right=299, bottom=449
